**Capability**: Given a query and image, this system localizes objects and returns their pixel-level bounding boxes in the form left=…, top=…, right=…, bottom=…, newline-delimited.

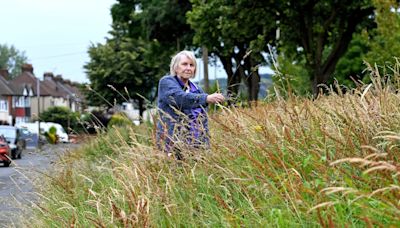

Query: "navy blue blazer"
left=156, top=75, right=209, bottom=151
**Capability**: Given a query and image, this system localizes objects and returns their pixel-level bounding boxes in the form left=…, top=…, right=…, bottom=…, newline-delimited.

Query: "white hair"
left=169, top=50, right=197, bottom=78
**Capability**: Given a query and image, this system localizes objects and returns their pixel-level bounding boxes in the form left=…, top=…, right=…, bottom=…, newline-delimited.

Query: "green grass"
left=25, top=65, right=400, bottom=227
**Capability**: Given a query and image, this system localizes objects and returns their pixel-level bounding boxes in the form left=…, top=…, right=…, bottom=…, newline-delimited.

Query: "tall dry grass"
left=25, top=63, right=400, bottom=227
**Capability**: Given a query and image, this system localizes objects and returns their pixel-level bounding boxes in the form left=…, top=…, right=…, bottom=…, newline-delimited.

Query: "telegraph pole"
left=37, top=77, right=40, bottom=150
left=202, top=46, right=209, bottom=92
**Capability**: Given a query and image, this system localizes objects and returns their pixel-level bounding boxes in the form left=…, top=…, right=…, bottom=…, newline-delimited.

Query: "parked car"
left=18, top=127, right=36, bottom=149
left=0, top=135, right=11, bottom=167
left=0, top=125, right=26, bottom=159
left=15, top=122, right=69, bottom=143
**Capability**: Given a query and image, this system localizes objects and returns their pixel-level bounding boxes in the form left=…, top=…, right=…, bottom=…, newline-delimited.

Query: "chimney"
left=54, top=74, right=63, bottom=82
left=43, top=72, right=54, bottom=80
left=21, top=64, right=34, bottom=73
left=0, top=69, right=9, bottom=80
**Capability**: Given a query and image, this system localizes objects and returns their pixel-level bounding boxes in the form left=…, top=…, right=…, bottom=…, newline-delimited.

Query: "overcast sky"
left=0, top=0, right=116, bottom=83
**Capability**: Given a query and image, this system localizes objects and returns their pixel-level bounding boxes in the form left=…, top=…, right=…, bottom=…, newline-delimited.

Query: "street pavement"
left=0, top=143, right=81, bottom=227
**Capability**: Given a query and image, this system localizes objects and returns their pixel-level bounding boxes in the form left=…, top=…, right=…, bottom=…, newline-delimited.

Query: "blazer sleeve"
left=158, top=76, right=208, bottom=109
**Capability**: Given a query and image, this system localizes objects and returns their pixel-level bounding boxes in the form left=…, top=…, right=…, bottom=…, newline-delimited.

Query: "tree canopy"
left=85, top=0, right=400, bottom=106
left=188, top=0, right=377, bottom=97
left=0, top=44, right=28, bottom=78
left=84, top=0, right=193, bottom=116
left=364, top=0, right=400, bottom=70
left=188, top=0, right=276, bottom=101
left=276, top=0, right=375, bottom=94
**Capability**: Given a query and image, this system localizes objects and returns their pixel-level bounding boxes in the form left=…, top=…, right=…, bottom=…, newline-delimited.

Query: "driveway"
left=0, top=143, right=81, bottom=227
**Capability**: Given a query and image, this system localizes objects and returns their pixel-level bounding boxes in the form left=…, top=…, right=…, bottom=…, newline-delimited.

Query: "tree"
left=333, top=33, right=370, bottom=88
left=85, top=37, right=166, bottom=117
left=188, top=0, right=276, bottom=101
left=364, top=0, right=400, bottom=70
left=311, top=0, right=400, bottom=89
left=276, top=0, right=375, bottom=95
left=0, top=44, right=28, bottom=78
left=140, top=0, right=194, bottom=51
left=85, top=0, right=194, bottom=117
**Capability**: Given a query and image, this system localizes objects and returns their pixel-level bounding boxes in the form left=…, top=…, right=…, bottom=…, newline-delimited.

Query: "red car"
left=0, top=135, right=11, bottom=167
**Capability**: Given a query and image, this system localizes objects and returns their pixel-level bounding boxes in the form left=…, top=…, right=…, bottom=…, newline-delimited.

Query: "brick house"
left=0, top=64, right=83, bottom=125
left=0, top=68, right=34, bottom=125
left=10, top=64, right=52, bottom=121
left=41, top=73, right=82, bottom=112
left=0, top=70, right=14, bottom=124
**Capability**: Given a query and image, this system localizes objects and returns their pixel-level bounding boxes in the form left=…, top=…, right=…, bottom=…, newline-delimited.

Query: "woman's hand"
left=206, top=93, right=225, bottom=104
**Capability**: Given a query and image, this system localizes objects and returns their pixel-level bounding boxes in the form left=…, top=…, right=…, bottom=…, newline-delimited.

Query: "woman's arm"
left=158, top=76, right=208, bottom=109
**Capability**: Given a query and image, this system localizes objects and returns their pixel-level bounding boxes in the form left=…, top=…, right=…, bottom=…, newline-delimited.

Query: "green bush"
left=107, top=113, right=133, bottom=128
left=39, top=106, right=81, bottom=133
left=44, top=126, right=58, bottom=144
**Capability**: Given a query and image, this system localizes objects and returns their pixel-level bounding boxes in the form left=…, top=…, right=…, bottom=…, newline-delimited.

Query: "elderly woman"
left=157, top=50, right=224, bottom=157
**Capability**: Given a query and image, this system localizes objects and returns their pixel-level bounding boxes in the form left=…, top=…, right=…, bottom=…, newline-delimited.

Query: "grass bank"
left=26, top=69, right=400, bottom=227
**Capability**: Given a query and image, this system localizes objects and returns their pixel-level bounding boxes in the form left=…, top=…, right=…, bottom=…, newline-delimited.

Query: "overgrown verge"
left=26, top=65, right=400, bottom=227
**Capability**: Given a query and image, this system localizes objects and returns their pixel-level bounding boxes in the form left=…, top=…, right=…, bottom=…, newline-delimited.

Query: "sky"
left=0, top=0, right=116, bottom=83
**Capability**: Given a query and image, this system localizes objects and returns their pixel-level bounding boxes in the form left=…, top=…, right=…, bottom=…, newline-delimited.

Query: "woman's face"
left=176, top=55, right=195, bottom=81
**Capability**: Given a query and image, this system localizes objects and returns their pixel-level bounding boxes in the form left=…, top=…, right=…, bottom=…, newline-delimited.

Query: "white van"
left=16, top=122, right=69, bottom=143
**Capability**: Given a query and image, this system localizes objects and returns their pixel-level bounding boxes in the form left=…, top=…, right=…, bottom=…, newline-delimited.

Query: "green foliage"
left=107, top=113, right=133, bottom=128
left=85, top=0, right=193, bottom=114
left=39, top=106, right=80, bottom=133
left=84, top=0, right=400, bottom=103
left=140, top=0, right=194, bottom=50
left=44, top=126, right=58, bottom=144
left=277, top=0, right=375, bottom=94
left=364, top=0, right=400, bottom=76
left=187, top=0, right=378, bottom=96
left=332, top=0, right=400, bottom=88
left=0, top=44, right=28, bottom=78
left=188, top=0, right=273, bottom=54
left=188, top=0, right=274, bottom=99
left=270, top=53, right=312, bottom=97
left=333, top=32, right=370, bottom=87
left=84, top=38, right=165, bottom=107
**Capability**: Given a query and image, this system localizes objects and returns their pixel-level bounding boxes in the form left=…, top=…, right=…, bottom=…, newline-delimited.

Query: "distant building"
left=0, top=64, right=84, bottom=125
left=0, top=67, right=34, bottom=125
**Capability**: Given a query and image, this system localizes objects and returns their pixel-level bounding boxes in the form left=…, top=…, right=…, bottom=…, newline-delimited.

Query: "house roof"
left=10, top=71, right=52, bottom=96
left=42, top=73, right=83, bottom=101
left=0, top=71, right=35, bottom=96
left=0, top=75, right=15, bottom=95
left=56, top=81, right=82, bottom=101
left=41, top=78, right=67, bottom=97
left=2, top=66, right=83, bottom=101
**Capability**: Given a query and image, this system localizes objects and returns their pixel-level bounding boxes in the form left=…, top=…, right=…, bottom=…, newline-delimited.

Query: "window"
left=0, top=100, right=7, bottom=111
left=15, top=117, right=30, bottom=124
left=14, top=96, right=25, bottom=108
left=25, top=97, right=30, bottom=106
left=13, top=96, right=30, bottom=108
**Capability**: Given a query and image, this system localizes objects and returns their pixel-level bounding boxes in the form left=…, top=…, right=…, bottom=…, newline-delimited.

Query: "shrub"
left=39, top=106, right=80, bottom=133
left=107, top=113, right=133, bottom=128
left=44, top=126, right=58, bottom=144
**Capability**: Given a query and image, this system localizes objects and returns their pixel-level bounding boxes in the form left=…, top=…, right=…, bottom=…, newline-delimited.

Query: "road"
left=0, top=143, right=81, bottom=227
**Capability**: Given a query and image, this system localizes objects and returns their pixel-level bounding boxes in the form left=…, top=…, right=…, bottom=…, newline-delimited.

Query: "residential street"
left=0, top=143, right=81, bottom=227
